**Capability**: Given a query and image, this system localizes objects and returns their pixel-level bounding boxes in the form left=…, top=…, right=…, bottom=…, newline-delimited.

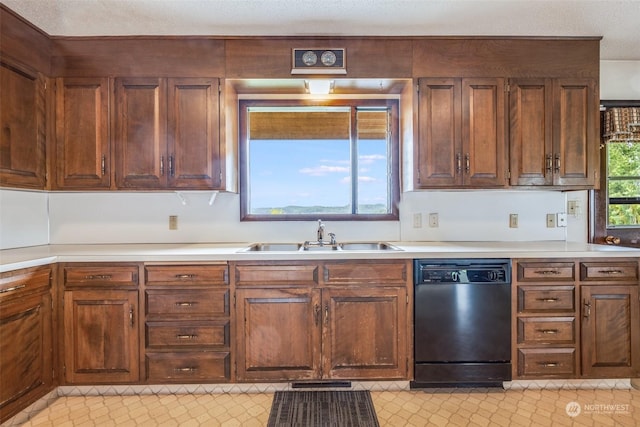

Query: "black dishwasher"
left=411, top=259, right=511, bottom=388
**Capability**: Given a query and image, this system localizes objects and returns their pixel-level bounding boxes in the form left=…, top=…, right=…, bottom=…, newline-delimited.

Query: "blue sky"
left=249, top=139, right=388, bottom=211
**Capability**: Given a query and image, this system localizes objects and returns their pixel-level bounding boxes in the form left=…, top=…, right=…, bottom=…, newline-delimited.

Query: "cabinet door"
left=55, top=77, right=110, bottom=189
left=0, top=62, right=46, bottom=189
left=63, top=289, right=139, bottom=383
left=416, top=78, right=461, bottom=187
left=167, top=78, right=222, bottom=189
left=0, top=291, right=52, bottom=423
left=323, top=287, right=407, bottom=379
left=581, top=285, right=640, bottom=377
left=462, top=78, right=507, bottom=187
left=114, top=77, right=167, bottom=189
left=235, top=288, right=321, bottom=381
left=509, top=78, right=553, bottom=186
left=552, top=78, right=599, bottom=187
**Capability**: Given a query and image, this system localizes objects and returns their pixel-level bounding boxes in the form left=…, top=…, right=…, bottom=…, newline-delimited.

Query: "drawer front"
left=0, top=268, right=51, bottom=301
left=146, top=289, right=229, bottom=317
left=234, top=264, right=318, bottom=286
left=64, top=265, right=138, bottom=287
left=580, top=261, right=638, bottom=282
left=517, top=348, right=576, bottom=377
left=323, top=261, right=407, bottom=285
left=145, top=265, right=228, bottom=286
left=516, top=262, right=575, bottom=282
left=146, top=352, right=230, bottom=382
left=146, top=321, right=229, bottom=348
left=518, top=286, right=575, bottom=312
left=517, top=317, right=575, bottom=344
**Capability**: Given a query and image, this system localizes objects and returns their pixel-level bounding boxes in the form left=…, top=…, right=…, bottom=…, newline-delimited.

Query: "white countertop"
left=2, top=241, right=640, bottom=273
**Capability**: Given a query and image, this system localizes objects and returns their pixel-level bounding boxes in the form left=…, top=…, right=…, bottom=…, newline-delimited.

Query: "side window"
left=239, top=100, right=399, bottom=221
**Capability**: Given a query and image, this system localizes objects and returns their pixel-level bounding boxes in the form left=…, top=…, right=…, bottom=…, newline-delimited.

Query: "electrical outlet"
left=557, top=212, right=567, bottom=227
left=428, top=213, right=439, bottom=228
left=567, top=200, right=578, bottom=215
left=169, top=215, right=178, bottom=230
left=413, top=213, right=422, bottom=228
left=509, top=214, right=518, bottom=228
left=546, top=213, right=556, bottom=228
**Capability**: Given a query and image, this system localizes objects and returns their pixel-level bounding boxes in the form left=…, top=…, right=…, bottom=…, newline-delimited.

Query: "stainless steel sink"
left=241, top=243, right=302, bottom=252
left=240, top=241, right=402, bottom=252
left=338, top=242, right=401, bottom=251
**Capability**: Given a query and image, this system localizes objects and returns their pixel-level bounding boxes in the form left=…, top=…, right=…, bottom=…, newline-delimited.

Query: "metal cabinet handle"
left=175, top=302, right=196, bottom=307
left=324, top=304, right=329, bottom=326
left=584, top=300, right=591, bottom=319
left=537, top=329, right=559, bottom=335
left=169, top=155, right=174, bottom=176
left=101, top=155, right=106, bottom=176
left=314, top=304, right=320, bottom=327
left=539, top=362, right=559, bottom=367
left=84, top=274, right=112, bottom=280
left=174, top=367, right=197, bottom=373
left=0, top=284, right=26, bottom=294
left=175, top=274, right=197, bottom=279
left=176, top=334, right=198, bottom=340
left=160, top=156, right=164, bottom=176
left=554, top=154, right=560, bottom=173
left=536, top=297, right=558, bottom=302
left=464, top=153, right=470, bottom=173
left=545, top=154, right=552, bottom=172
left=596, top=269, right=624, bottom=274
left=456, top=153, right=462, bottom=174
left=129, top=306, right=134, bottom=327
left=533, top=270, right=560, bottom=275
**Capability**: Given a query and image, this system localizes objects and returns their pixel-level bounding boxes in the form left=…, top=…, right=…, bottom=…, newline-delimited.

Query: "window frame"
left=592, top=100, right=640, bottom=246
left=238, top=98, right=400, bottom=222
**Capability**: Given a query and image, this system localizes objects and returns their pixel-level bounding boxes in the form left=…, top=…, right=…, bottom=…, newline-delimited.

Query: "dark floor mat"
left=267, top=390, right=380, bottom=427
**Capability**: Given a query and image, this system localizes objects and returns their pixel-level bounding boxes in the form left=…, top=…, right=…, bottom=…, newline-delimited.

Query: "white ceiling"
left=2, top=0, right=639, bottom=60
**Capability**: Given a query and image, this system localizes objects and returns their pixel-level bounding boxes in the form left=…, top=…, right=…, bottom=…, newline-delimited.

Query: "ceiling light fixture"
left=305, top=80, right=335, bottom=95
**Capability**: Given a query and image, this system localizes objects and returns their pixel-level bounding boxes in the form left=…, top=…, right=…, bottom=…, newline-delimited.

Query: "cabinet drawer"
left=516, top=262, right=575, bottom=282
left=517, top=348, right=576, bottom=377
left=323, top=260, right=407, bottom=285
left=146, top=289, right=229, bottom=317
left=234, top=264, right=318, bottom=286
left=146, top=321, right=229, bottom=348
left=0, top=267, right=51, bottom=301
left=517, top=317, right=575, bottom=344
left=580, top=261, right=638, bottom=282
left=145, top=265, right=228, bottom=286
left=64, top=265, right=138, bottom=287
left=146, top=352, right=230, bottom=382
left=518, top=286, right=575, bottom=312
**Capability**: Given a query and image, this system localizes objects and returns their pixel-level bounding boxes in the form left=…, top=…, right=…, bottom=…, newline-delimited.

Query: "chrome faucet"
left=317, top=219, right=325, bottom=245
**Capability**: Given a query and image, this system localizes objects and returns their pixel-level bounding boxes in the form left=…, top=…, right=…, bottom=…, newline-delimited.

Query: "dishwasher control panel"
left=415, top=259, right=510, bottom=284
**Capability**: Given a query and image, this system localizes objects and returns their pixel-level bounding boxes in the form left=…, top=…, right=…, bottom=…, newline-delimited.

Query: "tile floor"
left=5, top=384, right=640, bottom=427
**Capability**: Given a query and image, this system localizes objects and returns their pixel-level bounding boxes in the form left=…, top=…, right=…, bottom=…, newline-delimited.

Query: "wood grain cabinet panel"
left=145, top=264, right=228, bottom=286
left=516, top=261, right=575, bottom=282
left=517, top=348, right=576, bottom=377
left=0, top=267, right=53, bottom=424
left=146, top=352, right=230, bottom=382
left=54, top=77, right=110, bottom=189
left=0, top=61, right=46, bottom=189
left=416, top=77, right=506, bottom=188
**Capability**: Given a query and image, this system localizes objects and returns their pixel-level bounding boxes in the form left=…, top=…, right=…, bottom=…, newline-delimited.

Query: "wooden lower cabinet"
left=233, top=260, right=410, bottom=382
left=513, top=258, right=640, bottom=380
left=581, top=285, right=640, bottom=377
left=0, top=267, right=53, bottom=424
left=61, top=264, right=140, bottom=384
left=144, top=264, right=231, bottom=383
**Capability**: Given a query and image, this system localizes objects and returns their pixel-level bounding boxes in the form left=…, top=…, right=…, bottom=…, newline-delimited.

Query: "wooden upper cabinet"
left=114, top=77, right=167, bottom=189
left=416, top=77, right=506, bottom=188
left=509, top=78, right=553, bottom=186
left=55, top=77, right=110, bottom=189
left=114, top=77, right=222, bottom=190
left=0, top=61, right=46, bottom=189
left=510, top=78, right=599, bottom=188
left=553, top=78, right=599, bottom=187
left=167, top=78, right=221, bottom=189
left=416, top=78, right=461, bottom=187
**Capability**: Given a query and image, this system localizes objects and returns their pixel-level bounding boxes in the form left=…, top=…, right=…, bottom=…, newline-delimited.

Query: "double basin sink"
left=240, top=242, right=402, bottom=252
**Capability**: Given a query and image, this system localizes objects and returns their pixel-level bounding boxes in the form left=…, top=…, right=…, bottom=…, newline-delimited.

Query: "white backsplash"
left=0, top=189, right=49, bottom=250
